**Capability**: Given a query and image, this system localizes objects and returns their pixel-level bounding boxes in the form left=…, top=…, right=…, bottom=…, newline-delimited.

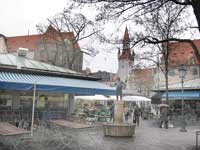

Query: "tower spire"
left=123, top=26, right=130, bottom=43
left=118, top=26, right=132, bottom=60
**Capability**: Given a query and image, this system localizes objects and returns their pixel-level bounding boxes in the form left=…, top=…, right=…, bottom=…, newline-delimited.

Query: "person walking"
left=125, top=109, right=130, bottom=121
left=43, top=97, right=51, bottom=121
left=160, top=107, right=169, bottom=129
left=134, top=105, right=141, bottom=126
left=110, top=104, right=114, bottom=122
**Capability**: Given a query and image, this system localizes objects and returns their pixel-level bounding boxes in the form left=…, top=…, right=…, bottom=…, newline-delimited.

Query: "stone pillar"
left=114, top=101, right=124, bottom=124
left=66, top=94, right=74, bottom=117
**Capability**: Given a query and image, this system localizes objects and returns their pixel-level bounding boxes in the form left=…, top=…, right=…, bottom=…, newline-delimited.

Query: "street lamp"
left=178, top=64, right=187, bottom=132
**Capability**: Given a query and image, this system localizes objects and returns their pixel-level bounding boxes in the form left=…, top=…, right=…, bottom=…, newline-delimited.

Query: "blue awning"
left=162, top=91, right=200, bottom=100
left=0, top=72, right=116, bottom=95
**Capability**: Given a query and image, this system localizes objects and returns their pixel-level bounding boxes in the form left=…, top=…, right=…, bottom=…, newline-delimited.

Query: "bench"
left=0, top=122, right=29, bottom=136
left=48, top=119, right=93, bottom=129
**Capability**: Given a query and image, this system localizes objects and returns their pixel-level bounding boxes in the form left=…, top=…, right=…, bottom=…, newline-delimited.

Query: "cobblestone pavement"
left=76, top=119, right=200, bottom=150
left=0, top=119, right=199, bottom=150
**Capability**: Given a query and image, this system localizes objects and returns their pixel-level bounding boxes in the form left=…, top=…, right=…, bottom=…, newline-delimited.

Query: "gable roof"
left=168, top=39, right=200, bottom=66
left=7, top=35, right=41, bottom=53
left=7, top=26, right=80, bottom=53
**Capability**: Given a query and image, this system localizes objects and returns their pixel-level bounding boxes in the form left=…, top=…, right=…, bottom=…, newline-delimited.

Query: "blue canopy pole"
left=31, top=83, right=36, bottom=136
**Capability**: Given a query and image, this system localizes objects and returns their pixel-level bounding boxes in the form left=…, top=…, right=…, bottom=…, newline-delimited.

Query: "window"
left=192, top=67, right=198, bottom=75
left=40, top=50, right=46, bottom=58
left=168, top=69, right=175, bottom=76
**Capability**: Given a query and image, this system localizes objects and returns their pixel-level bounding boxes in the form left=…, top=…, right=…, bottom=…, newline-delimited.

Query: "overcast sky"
left=0, top=0, right=68, bottom=36
left=0, top=0, right=120, bottom=73
left=1, top=0, right=199, bottom=73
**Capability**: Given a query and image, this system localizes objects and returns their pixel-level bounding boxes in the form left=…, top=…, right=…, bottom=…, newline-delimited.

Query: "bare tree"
left=36, top=5, right=101, bottom=72
left=125, top=2, right=189, bottom=102
left=75, top=0, right=200, bottom=31
left=75, top=0, right=200, bottom=61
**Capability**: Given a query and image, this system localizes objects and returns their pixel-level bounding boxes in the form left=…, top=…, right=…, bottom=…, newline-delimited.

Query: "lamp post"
left=178, top=64, right=187, bottom=132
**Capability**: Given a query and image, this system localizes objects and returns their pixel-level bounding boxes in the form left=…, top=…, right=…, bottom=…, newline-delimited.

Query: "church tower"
left=117, top=27, right=134, bottom=82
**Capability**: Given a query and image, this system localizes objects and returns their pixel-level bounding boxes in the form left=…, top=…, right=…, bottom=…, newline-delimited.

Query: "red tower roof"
left=119, top=26, right=132, bottom=60
left=123, top=26, right=130, bottom=42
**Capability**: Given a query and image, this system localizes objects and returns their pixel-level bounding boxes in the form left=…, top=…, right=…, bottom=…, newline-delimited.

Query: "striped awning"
left=162, top=91, right=200, bottom=100
left=0, top=72, right=116, bottom=95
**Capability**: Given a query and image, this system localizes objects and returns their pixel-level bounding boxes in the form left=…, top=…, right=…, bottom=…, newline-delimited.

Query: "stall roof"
left=0, top=53, right=99, bottom=80
left=162, top=91, right=200, bottom=100
left=0, top=72, right=116, bottom=95
left=151, top=91, right=200, bottom=103
left=0, top=54, right=79, bottom=75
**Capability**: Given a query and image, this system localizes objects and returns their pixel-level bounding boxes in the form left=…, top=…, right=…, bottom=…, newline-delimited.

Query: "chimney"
left=17, top=48, right=29, bottom=57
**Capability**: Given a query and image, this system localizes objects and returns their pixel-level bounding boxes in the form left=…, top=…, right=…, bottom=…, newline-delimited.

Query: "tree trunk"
left=192, top=0, right=200, bottom=33
left=165, top=60, right=169, bottom=104
left=165, top=42, right=170, bottom=104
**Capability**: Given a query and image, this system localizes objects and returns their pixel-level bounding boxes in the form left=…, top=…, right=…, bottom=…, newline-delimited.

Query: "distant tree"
left=36, top=4, right=101, bottom=71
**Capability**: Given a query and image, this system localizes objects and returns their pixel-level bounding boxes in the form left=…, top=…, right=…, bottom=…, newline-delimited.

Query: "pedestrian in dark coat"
left=160, top=107, right=169, bottom=129
left=110, top=104, right=114, bottom=122
left=134, top=105, right=141, bottom=126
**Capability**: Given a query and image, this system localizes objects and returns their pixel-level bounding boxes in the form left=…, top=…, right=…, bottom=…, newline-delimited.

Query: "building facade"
left=154, top=40, right=200, bottom=89
left=7, top=26, right=83, bottom=72
left=129, top=68, right=155, bottom=96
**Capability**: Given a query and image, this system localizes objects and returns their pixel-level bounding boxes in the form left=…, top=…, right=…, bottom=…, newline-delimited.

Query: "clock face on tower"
left=123, top=43, right=130, bottom=50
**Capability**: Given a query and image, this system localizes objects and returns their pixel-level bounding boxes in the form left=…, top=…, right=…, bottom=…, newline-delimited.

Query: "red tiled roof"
left=168, top=39, right=200, bottom=66
left=7, top=26, right=80, bottom=53
left=7, top=35, right=41, bottom=52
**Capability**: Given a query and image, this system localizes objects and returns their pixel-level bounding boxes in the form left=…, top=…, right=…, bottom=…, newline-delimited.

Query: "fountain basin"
left=103, top=122, right=135, bottom=137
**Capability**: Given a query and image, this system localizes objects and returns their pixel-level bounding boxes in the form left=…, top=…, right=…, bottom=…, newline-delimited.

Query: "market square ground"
left=0, top=119, right=199, bottom=150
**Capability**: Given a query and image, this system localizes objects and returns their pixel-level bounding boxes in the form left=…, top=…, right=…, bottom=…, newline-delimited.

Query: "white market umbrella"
left=122, top=95, right=151, bottom=102
left=75, top=95, right=110, bottom=101
left=109, top=95, right=150, bottom=102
